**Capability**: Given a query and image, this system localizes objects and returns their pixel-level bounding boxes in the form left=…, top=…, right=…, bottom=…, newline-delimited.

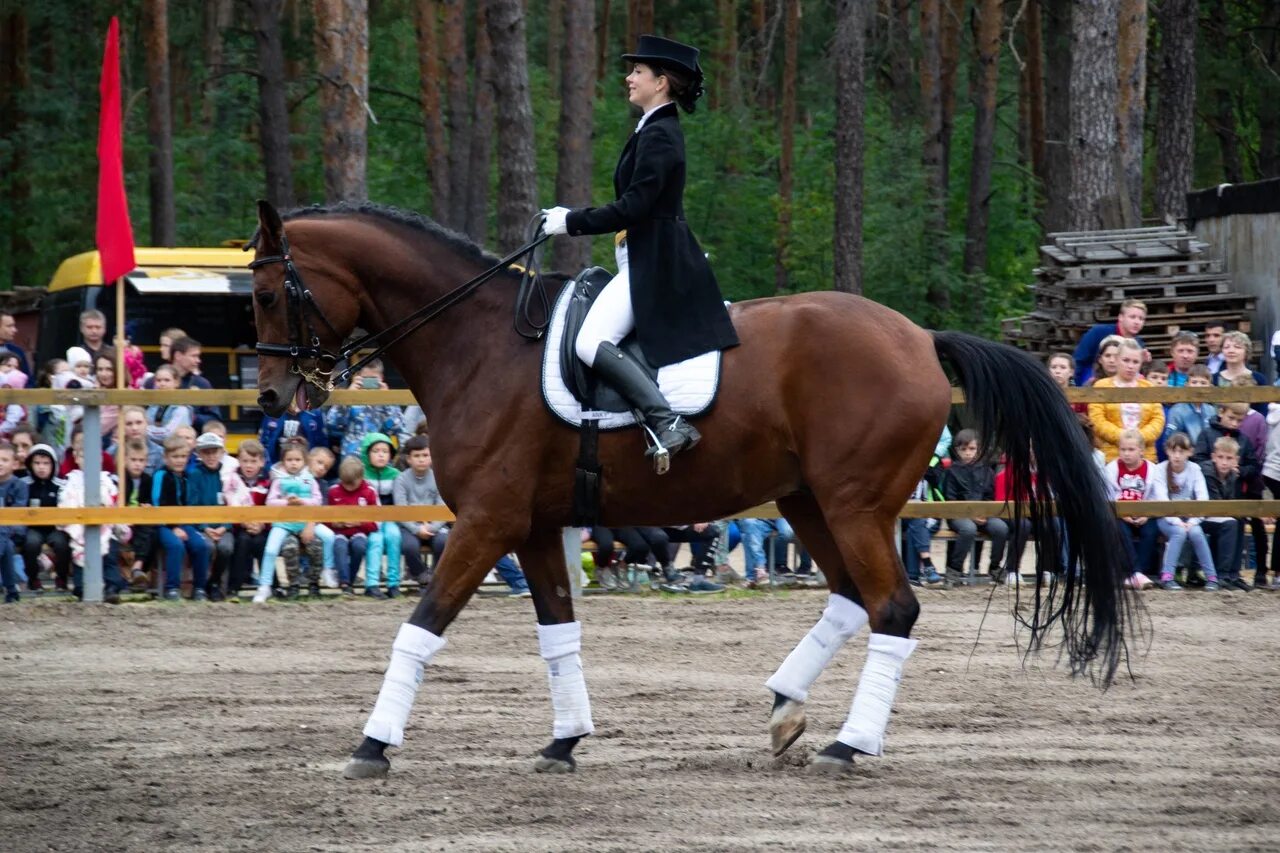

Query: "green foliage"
left=5, top=0, right=1263, bottom=342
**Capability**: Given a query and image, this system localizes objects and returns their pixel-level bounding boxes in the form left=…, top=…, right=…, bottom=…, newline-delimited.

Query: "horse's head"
left=249, top=200, right=360, bottom=416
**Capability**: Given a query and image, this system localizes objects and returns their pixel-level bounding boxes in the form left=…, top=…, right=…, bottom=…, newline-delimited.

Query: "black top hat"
left=622, top=35, right=703, bottom=80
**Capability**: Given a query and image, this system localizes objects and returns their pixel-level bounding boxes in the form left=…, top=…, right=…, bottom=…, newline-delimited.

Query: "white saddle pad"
left=541, top=281, right=722, bottom=430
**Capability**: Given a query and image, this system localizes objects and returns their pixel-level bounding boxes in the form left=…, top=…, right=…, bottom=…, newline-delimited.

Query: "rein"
left=251, top=223, right=551, bottom=392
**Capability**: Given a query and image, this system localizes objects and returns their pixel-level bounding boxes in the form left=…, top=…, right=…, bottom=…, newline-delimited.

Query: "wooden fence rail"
left=3, top=385, right=1280, bottom=406
left=3, top=500, right=1277, bottom=526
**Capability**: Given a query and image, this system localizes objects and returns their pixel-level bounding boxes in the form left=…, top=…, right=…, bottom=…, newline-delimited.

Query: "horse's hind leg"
left=516, top=527, right=595, bottom=774
left=342, top=520, right=519, bottom=780
left=765, top=494, right=871, bottom=757
left=809, top=510, right=921, bottom=774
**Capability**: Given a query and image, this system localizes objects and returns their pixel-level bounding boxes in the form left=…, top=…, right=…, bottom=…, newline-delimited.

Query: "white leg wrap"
left=765, top=594, right=869, bottom=703
left=362, top=624, right=447, bottom=747
left=537, top=621, right=595, bottom=739
left=836, top=632, right=918, bottom=756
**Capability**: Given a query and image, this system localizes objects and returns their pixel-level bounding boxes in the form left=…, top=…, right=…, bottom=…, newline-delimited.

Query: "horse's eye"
left=256, top=290, right=276, bottom=308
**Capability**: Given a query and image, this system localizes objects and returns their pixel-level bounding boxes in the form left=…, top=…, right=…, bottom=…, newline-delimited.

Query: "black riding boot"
left=591, top=341, right=700, bottom=472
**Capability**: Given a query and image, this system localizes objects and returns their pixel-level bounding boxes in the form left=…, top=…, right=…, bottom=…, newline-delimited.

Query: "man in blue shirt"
left=1164, top=331, right=1199, bottom=387
left=0, top=313, right=30, bottom=380
left=1072, top=299, right=1149, bottom=386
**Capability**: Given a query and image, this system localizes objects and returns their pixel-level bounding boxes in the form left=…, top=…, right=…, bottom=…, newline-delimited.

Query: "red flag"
left=96, top=16, right=135, bottom=285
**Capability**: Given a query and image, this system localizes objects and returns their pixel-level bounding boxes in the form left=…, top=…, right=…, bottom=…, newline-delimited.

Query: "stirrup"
left=635, top=417, right=672, bottom=475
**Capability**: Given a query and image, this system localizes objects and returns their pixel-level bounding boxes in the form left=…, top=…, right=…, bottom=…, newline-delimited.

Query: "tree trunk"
left=415, top=0, right=450, bottom=219
left=553, top=0, right=595, bottom=271
left=1116, top=0, right=1146, bottom=221
left=1043, top=0, right=1072, bottom=232
left=597, top=0, right=612, bottom=83
left=144, top=0, right=177, bottom=246
left=1, top=11, right=32, bottom=288
left=713, top=0, right=739, bottom=110
left=1066, top=0, right=1120, bottom=231
left=776, top=0, right=799, bottom=292
left=441, top=0, right=471, bottom=228
left=887, top=0, right=916, bottom=120
left=1207, top=0, right=1243, bottom=183
left=1153, top=0, right=1196, bottom=220
left=938, top=0, right=964, bottom=192
left=962, top=0, right=1000, bottom=274
left=485, top=0, right=538, bottom=251
left=1259, top=1, right=1280, bottom=178
left=285, top=0, right=312, bottom=202
left=1025, top=0, right=1046, bottom=186
left=203, top=0, right=233, bottom=124
left=313, top=0, right=369, bottom=204
left=465, top=0, right=495, bottom=243
left=250, top=0, right=296, bottom=210
left=547, top=0, right=563, bottom=94
left=834, top=0, right=869, bottom=295
left=628, top=0, right=654, bottom=47
left=919, top=0, right=949, bottom=317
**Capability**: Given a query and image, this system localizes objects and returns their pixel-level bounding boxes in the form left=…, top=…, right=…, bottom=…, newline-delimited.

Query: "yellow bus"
left=40, top=245, right=261, bottom=434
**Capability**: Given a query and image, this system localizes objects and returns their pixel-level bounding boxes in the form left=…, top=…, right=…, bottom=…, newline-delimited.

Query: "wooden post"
left=563, top=527, right=582, bottom=599
left=82, top=404, right=104, bottom=603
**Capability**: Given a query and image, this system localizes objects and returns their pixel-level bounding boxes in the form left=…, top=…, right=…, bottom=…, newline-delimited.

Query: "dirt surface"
left=2, top=588, right=1277, bottom=852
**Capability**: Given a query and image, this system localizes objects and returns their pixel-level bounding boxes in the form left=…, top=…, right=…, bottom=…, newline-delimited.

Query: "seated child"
left=1103, top=428, right=1158, bottom=590
left=1199, top=436, right=1244, bottom=592
left=308, top=446, right=337, bottom=495
left=361, top=432, right=402, bottom=597
left=942, top=429, right=1017, bottom=584
left=227, top=439, right=271, bottom=599
left=328, top=455, right=383, bottom=596
left=0, top=442, right=28, bottom=603
left=252, top=441, right=335, bottom=603
left=152, top=434, right=211, bottom=601
left=1164, top=366, right=1216, bottom=445
left=20, top=443, right=71, bottom=593
left=117, top=438, right=155, bottom=589
left=188, top=433, right=237, bottom=601
left=59, top=440, right=129, bottom=602
left=1149, top=432, right=1214, bottom=591
left=393, top=435, right=445, bottom=585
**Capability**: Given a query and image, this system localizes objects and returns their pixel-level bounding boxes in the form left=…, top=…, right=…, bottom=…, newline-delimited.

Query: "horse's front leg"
left=518, top=527, right=594, bottom=773
left=342, top=518, right=520, bottom=780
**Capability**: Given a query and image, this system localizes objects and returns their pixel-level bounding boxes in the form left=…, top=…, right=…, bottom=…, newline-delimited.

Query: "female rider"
left=542, top=35, right=739, bottom=470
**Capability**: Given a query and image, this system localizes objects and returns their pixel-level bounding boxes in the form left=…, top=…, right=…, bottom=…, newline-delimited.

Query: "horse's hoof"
left=533, top=755, right=576, bottom=774
left=342, top=756, right=390, bottom=779
left=769, top=698, right=807, bottom=757
left=808, top=754, right=855, bottom=775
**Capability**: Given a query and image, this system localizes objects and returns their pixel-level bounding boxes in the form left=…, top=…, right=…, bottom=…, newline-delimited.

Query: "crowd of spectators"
left=5, top=303, right=1279, bottom=604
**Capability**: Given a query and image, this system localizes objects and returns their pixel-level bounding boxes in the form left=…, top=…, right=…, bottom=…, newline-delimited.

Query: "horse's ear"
left=257, top=199, right=284, bottom=247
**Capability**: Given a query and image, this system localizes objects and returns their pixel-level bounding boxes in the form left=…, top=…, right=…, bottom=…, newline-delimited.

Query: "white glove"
left=542, top=206, right=571, bottom=236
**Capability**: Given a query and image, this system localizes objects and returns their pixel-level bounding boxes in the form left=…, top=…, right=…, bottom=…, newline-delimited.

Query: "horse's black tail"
left=932, top=330, right=1138, bottom=687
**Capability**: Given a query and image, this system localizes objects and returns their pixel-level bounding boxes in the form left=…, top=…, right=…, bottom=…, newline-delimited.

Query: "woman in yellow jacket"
left=1088, top=338, right=1165, bottom=462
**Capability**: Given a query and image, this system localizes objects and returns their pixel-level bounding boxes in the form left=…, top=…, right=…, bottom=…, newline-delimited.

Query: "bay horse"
left=247, top=200, right=1131, bottom=779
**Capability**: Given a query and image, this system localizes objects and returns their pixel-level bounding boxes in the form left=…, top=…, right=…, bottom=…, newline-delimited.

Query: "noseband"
left=250, top=225, right=551, bottom=392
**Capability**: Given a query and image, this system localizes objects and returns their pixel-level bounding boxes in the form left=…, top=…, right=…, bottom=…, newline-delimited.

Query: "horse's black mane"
left=281, top=202, right=505, bottom=267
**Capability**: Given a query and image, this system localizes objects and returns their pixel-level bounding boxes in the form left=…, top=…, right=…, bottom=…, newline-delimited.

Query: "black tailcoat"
left=565, top=103, right=739, bottom=368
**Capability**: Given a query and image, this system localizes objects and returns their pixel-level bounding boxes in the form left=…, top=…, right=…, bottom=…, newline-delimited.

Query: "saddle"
left=557, top=266, right=659, bottom=413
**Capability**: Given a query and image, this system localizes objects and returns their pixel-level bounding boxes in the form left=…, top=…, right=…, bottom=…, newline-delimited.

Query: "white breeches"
left=836, top=633, right=918, bottom=756
left=575, top=244, right=635, bottom=367
left=538, top=621, right=595, bottom=739
left=363, top=623, right=447, bottom=747
left=766, top=593, right=869, bottom=703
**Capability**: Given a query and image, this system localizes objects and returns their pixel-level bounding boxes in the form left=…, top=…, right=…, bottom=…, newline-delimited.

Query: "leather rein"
left=250, top=221, right=552, bottom=392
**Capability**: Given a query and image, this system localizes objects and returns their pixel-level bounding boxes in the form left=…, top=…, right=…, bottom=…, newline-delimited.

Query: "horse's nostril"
left=257, top=390, right=278, bottom=408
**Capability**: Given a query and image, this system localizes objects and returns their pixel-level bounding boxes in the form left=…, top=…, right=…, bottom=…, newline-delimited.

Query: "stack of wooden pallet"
left=1002, top=226, right=1254, bottom=359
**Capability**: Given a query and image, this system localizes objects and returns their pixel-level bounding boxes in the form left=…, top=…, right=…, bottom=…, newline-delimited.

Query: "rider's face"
left=626, top=63, right=668, bottom=112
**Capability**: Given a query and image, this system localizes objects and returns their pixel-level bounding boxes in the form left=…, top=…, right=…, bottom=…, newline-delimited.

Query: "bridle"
left=249, top=222, right=551, bottom=392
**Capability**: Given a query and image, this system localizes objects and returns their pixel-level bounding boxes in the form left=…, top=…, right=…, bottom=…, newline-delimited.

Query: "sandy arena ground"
left=2, top=586, right=1277, bottom=852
